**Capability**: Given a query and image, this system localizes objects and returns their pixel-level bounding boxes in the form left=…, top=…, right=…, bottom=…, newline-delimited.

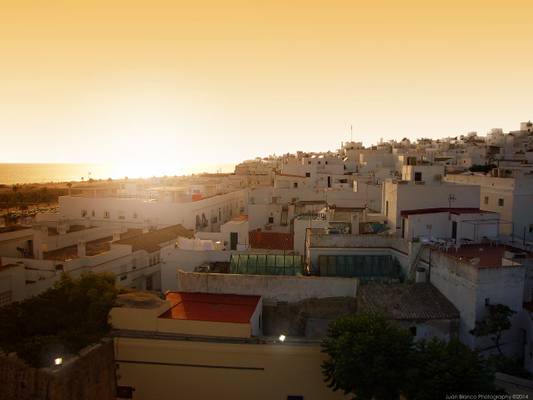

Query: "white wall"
left=177, top=269, right=358, bottom=303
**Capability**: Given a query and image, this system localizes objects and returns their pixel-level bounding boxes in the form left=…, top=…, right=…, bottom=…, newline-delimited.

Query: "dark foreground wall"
left=0, top=339, right=116, bottom=400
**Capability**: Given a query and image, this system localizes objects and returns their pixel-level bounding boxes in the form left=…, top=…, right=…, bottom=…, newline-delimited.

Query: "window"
left=529, top=224, right=533, bottom=233
left=409, top=326, right=417, bottom=336
left=305, top=172, right=310, bottom=177
left=498, top=198, right=504, bottom=207
left=91, top=210, right=95, bottom=217
left=293, top=182, right=298, bottom=188
left=104, top=211, right=110, bottom=219
left=81, top=209, right=87, bottom=217
left=287, top=396, right=304, bottom=400
left=268, top=216, right=274, bottom=224
left=385, top=201, right=389, bottom=217
left=414, top=172, right=422, bottom=182
left=484, top=196, right=489, bottom=205
left=120, top=275, right=127, bottom=281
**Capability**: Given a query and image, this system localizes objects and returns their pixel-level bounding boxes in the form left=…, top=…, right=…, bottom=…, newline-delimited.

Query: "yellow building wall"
left=114, top=337, right=348, bottom=400
left=156, top=317, right=251, bottom=338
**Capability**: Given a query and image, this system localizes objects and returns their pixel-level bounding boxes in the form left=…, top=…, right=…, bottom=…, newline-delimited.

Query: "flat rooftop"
left=230, top=214, right=248, bottom=222
left=47, top=224, right=96, bottom=236
left=159, top=292, right=261, bottom=324
left=401, top=207, right=496, bottom=217
left=0, top=225, right=32, bottom=234
left=438, top=244, right=532, bottom=268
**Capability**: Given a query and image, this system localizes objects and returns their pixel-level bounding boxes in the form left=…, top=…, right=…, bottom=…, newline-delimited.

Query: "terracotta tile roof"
left=115, top=224, right=193, bottom=253
left=159, top=292, right=261, bottom=324
left=358, top=283, right=459, bottom=321
left=401, top=208, right=496, bottom=217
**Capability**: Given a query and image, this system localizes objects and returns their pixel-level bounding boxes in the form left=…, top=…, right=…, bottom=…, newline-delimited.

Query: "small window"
left=104, top=211, right=110, bottom=219
left=81, top=209, right=87, bottom=217
left=529, top=224, right=533, bottom=233
left=305, top=172, right=311, bottom=177
left=498, top=198, right=504, bottom=207
left=484, top=196, right=489, bottom=205
left=293, top=182, right=298, bottom=188
left=414, top=172, right=422, bottom=182
left=268, top=216, right=274, bottom=224
left=91, top=210, right=95, bottom=217
left=120, top=275, right=127, bottom=281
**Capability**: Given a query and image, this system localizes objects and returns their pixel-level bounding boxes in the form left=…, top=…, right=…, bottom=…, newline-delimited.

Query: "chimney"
left=77, top=240, right=86, bottom=257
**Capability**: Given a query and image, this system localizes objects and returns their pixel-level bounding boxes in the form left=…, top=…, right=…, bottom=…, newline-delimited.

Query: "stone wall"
left=0, top=340, right=116, bottom=400
left=177, top=269, right=358, bottom=303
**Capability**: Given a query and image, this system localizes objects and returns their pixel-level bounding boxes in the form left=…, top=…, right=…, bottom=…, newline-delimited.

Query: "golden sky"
left=1, top=0, right=532, bottom=170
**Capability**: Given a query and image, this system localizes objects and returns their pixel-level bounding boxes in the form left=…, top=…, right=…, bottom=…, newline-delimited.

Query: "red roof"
left=401, top=208, right=496, bottom=217
left=159, top=292, right=261, bottom=324
left=439, top=244, right=532, bottom=268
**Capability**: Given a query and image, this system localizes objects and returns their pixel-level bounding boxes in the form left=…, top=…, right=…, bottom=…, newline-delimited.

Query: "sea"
left=0, top=163, right=235, bottom=185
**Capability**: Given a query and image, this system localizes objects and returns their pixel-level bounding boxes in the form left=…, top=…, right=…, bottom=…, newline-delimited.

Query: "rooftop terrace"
left=436, top=244, right=532, bottom=268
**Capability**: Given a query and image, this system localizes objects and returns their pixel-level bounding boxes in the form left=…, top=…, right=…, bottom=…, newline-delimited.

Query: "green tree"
left=470, top=304, right=515, bottom=355
left=0, top=272, right=117, bottom=367
left=404, top=339, right=497, bottom=399
left=321, top=314, right=413, bottom=399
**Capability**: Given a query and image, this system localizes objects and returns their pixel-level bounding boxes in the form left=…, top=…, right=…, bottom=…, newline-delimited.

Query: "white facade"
left=383, top=180, right=480, bottom=234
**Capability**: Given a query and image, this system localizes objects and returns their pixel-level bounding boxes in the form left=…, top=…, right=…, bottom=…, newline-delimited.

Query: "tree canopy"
left=0, top=272, right=118, bottom=367
left=322, top=314, right=498, bottom=399
left=404, top=339, right=497, bottom=399
left=471, top=304, right=516, bottom=355
left=321, top=314, right=413, bottom=400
